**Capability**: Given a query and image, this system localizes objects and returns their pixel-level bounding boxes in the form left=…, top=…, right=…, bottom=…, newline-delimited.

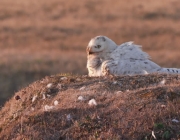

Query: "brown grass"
left=0, top=74, right=180, bottom=139
left=0, top=0, right=180, bottom=105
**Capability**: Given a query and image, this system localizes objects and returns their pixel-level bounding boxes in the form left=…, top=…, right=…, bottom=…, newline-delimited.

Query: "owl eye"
left=95, top=45, right=101, bottom=48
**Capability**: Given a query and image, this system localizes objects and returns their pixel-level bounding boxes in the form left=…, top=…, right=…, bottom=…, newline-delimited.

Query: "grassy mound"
left=0, top=74, right=180, bottom=139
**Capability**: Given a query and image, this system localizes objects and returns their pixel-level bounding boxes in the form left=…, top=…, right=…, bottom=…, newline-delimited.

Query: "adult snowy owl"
left=87, top=36, right=180, bottom=77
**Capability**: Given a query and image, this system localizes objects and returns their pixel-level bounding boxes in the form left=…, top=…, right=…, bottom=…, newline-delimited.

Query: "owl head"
left=86, top=36, right=117, bottom=55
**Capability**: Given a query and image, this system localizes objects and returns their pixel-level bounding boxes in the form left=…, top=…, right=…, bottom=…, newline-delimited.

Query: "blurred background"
left=0, top=0, right=180, bottom=106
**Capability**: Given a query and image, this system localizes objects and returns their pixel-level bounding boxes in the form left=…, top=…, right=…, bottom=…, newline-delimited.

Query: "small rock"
left=61, top=77, right=68, bottom=80
left=113, top=81, right=118, bottom=84
left=161, top=104, right=166, bottom=108
left=31, top=107, right=35, bottom=111
left=97, top=115, right=101, bottom=119
left=152, top=131, right=156, bottom=139
left=102, top=92, right=106, bottom=95
left=79, top=86, right=86, bottom=90
left=47, top=94, right=51, bottom=97
left=66, top=114, right=72, bottom=121
left=54, top=100, right=59, bottom=106
left=57, top=84, right=62, bottom=89
left=76, top=78, right=81, bottom=81
left=78, top=96, right=85, bottom=101
left=47, top=83, right=53, bottom=88
left=116, top=91, right=123, bottom=94
left=88, top=99, right=97, bottom=106
left=44, top=105, right=54, bottom=111
left=32, top=95, right=38, bottom=103
left=172, top=119, right=179, bottom=123
left=42, top=94, right=46, bottom=99
left=159, top=79, right=166, bottom=85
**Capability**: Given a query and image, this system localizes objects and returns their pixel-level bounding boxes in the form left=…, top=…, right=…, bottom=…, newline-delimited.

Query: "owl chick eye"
left=95, top=45, right=101, bottom=49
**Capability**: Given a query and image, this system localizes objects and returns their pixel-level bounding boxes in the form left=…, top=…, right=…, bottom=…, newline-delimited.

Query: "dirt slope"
left=0, top=74, right=180, bottom=139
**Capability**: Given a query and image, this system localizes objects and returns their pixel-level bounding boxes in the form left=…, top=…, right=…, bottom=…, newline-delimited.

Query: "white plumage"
left=86, top=36, right=180, bottom=77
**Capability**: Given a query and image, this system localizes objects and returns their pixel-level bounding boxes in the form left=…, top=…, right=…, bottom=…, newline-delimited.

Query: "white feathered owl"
left=87, top=36, right=180, bottom=77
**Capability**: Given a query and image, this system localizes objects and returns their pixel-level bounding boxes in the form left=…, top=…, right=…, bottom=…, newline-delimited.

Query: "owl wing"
left=101, top=59, right=161, bottom=76
left=110, top=42, right=150, bottom=60
left=101, top=42, right=161, bottom=76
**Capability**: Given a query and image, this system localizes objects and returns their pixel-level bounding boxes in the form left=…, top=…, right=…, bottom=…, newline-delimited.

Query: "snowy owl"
left=86, top=36, right=180, bottom=77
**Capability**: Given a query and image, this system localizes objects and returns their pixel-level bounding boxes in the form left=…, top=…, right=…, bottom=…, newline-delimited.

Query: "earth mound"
left=0, top=74, right=180, bottom=139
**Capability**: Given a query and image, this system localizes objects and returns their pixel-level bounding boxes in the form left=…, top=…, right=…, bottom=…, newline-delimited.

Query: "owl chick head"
left=86, top=36, right=117, bottom=55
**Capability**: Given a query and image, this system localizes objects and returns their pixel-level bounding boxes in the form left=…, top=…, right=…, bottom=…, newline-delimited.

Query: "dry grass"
left=0, top=74, right=180, bottom=139
left=0, top=0, right=180, bottom=105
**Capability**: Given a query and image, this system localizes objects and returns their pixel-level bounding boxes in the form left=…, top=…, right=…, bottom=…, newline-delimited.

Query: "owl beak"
left=86, top=47, right=93, bottom=55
